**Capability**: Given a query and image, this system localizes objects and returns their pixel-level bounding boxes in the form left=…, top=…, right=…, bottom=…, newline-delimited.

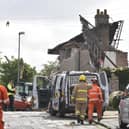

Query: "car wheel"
left=26, top=107, right=32, bottom=111
left=118, top=112, right=128, bottom=128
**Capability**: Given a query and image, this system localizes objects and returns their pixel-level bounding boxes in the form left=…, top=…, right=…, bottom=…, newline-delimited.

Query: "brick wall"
left=116, top=51, right=128, bottom=67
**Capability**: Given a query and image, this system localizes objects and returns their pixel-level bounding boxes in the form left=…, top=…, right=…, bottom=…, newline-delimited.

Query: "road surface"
left=4, top=111, right=119, bottom=129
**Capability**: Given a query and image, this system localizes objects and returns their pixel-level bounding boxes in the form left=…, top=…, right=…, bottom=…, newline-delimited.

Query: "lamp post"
left=17, top=32, right=25, bottom=84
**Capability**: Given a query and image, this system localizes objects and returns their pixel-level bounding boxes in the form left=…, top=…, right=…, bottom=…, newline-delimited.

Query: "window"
left=64, top=48, right=71, bottom=58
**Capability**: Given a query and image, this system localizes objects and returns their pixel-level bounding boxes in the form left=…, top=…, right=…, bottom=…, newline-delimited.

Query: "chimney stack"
left=95, top=9, right=109, bottom=27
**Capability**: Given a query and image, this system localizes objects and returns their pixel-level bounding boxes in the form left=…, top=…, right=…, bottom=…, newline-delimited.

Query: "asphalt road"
left=4, top=111, right=119, bottom=129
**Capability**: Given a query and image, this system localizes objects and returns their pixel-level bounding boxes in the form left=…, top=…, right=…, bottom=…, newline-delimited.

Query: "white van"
left=49, top=71, right=109, bottom=117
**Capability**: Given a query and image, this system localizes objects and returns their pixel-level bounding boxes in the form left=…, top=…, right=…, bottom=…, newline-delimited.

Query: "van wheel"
left=50, top=107, right=56, bottom=116
left=49, top=103, right=56, bottom=116
left=50, top=109, right=56, bottom=116
left=58, top=102, right=65, bottom=117
left=57, top=110, right=65, bottom=117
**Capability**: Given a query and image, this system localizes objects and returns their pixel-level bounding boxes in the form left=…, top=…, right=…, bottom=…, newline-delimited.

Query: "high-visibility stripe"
left=0, top=98, right=9, bottom=103
left=7, top=84, right=15, bottom=92
left=71, top=96, right=74, bottom=99
left=77, top=89, right=87, bottom=93
left=89, top=98, right=99, bottom=101
left=75, top=110, right=80, bottom=115
left=76, top=98, right=87, bottom=101
left=89, top=92, right=98, bottom=94
left=8, top=92, right=15, bottom=96
left=3, top=98, right=9, bottom=103
left=80, top=115, right=85, bottom=118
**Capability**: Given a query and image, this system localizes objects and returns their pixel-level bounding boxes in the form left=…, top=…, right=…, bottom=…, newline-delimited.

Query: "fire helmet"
left=79, top=75, right=86, bottom=81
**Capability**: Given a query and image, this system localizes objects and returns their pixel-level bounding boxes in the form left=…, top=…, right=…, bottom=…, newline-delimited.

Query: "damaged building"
left=48, top=9, right=128, bottom=72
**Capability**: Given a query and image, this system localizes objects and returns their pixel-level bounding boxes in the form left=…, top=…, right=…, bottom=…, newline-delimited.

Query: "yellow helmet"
left=79, top=74, right=86, bottom=81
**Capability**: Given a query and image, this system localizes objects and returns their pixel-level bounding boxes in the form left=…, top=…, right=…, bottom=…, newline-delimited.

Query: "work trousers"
left=75, top=102, right=87, bottom=120
left=88, top=101, right=102, bottom=121
left=0, top=108, right=4, bottom=129
left=8, top=95, right=14, bottom=111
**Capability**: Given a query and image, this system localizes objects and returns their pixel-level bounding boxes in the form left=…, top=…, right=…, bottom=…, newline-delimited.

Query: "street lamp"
left=17, top=31, right=25, bottom=84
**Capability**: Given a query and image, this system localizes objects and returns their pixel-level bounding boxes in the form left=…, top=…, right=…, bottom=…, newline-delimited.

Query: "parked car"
left=14, top=82, right=33, bottom=111
left=14, top=95, right=33, bottom=111
left=118, top=84, right=129, bottom=128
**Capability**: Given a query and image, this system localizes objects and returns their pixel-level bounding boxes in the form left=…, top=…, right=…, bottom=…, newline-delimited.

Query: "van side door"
left=52, top=76, right=63, bottom=111
left=99, top=71, right=109, bottom=107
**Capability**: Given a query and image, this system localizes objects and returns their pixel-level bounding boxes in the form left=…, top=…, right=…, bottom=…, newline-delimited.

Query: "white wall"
left=103, top=51, right=116, bottom=68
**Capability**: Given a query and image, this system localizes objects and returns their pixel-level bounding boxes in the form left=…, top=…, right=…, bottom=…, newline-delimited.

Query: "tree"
left=0, top=56, right=37, bottom=85
left=40, top=60, right=59, bottom=77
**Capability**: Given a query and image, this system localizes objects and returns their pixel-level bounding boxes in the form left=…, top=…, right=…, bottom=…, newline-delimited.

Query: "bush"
left=109, top=91, right=124, bottom=110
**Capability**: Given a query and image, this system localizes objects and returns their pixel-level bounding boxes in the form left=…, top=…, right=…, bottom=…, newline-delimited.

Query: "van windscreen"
left=68, top=74, right=98, bottom=86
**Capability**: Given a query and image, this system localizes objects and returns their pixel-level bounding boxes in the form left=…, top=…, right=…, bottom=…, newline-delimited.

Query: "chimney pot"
left=97, top=9, right=100, bottom=15
left=104, top=9, right=107, bottom=15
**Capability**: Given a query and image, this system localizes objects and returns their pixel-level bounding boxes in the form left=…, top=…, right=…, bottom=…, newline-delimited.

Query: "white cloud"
left=0, top=19, right=81, bottom=71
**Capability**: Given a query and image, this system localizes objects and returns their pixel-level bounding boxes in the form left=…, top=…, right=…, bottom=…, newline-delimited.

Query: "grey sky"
left=0, top=0, right=128, bottom=71
left=0, top=0, right=110, bottom=20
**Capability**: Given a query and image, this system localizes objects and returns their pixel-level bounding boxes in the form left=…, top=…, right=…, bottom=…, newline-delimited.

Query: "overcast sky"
left=0, top=0, right=129, bottom=71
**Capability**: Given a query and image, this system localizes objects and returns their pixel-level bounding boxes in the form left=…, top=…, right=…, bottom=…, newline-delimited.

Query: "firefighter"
left=0, top=85, right=9, bottom=129
left=6, top=80, right=15, bottom=111
left=71, top=75, right=92, bottom=125
left=87, top=77, right=103, bottom=124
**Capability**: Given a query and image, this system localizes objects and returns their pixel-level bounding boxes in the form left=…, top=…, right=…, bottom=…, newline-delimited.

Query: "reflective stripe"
left=75, top=110, right=80, bottom=115
left=80, top=115, right=85, bottom=120
left=8, top=92, right=15, bottom=96
left=0, top=98, right=9, bottom=103
left=77, top=89, right=87, bottom=93
left=76, top=98, right=87, bottom=101
left=71, top=96, right=74, bottom=99
left=3, top=98, right=9, bottom=103
left=89, top=92, right=98, bottom=95
left=89, top=98, right=99, bottom=101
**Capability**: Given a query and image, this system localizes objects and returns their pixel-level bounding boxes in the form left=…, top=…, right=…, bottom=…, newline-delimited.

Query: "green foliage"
left=113, top=67, right=129, bottom=90
left=109, top=91, right=123, bottom=110
left=0, top=56, right=36, bottom=85
left=103, top=67, right=129, bottom=91
left=40, top=60, right=59, bottom=77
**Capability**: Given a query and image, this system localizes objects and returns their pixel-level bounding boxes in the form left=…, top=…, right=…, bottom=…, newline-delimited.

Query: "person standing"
left=87, top=78, right=103, bottom=124
left=0, top=85, right=9, bottom=129
left=6, top=80, right=16, bottom=111
left=71, top=75, right=92, bottom=125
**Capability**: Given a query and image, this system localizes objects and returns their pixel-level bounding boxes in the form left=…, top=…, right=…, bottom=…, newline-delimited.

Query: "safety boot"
left=98, top=117, right=102, bottom=122
left=80, top=120, right=84, bottom=125
left=77, top=115, right=80, bottom=124
left=89, top=120, right=92, bottom=124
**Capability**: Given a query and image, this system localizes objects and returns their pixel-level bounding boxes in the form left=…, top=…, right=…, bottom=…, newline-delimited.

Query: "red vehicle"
left=14, top=82, right=33, bottom=111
